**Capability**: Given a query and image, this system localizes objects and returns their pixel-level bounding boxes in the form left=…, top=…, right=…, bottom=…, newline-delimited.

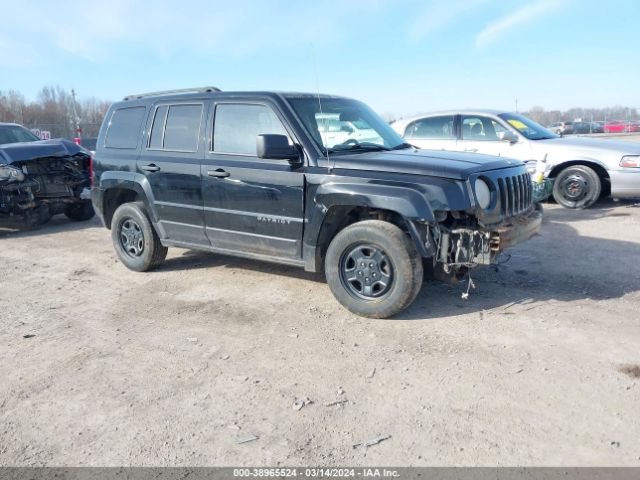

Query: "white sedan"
left=391, top=110, right=640, bottom=209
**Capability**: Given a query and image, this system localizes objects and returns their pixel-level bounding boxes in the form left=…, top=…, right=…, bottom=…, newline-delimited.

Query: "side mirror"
left=498, top=131, right=518, bottom=143
left=256, top=134, right=301, bottom=165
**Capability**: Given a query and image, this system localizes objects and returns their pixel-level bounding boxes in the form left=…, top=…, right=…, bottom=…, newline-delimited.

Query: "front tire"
left=325, top=220, right=423, bottom=319
left=22, top=205, right=52, bottom=229
left=111, top=202, right=168, bottom=272
left=552, top=165, right=601, bottom=209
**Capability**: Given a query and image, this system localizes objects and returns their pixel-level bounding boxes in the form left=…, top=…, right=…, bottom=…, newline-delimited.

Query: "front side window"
left=105, top=106, right=146, bottom=149
left=213, top=103, right=288, bottom=155
left=461, top=115, right=501, bottom=141
left=405, top=116, right=455, bottom=140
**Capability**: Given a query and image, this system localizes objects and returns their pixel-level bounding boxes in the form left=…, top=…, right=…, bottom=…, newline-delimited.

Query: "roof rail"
left=123, top=86, right=221, bottom=100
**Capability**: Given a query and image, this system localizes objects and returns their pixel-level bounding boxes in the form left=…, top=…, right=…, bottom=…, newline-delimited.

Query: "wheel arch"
left=303, top=183, right=436, bottom=272
left=548, top=160, right=611, bottom=197
left=99, top=173, right=160, bottom=231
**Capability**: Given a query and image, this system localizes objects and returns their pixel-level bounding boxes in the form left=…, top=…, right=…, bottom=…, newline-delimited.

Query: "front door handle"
left=141, top=164, right=161, bottom=172
left=207, top=169, right=230, bottom=178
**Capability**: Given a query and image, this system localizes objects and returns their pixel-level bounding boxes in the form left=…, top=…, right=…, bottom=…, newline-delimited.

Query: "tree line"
left=2, top=86, right=639, bottom=138
left=0, top=86, right=111, bottom=138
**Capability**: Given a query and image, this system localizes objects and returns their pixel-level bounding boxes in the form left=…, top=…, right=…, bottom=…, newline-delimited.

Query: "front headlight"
left=474, top=178, right=492, bottom=209
left=0, top=164, right=25, bottom=184
left=620, top=155, right=640, bottom=168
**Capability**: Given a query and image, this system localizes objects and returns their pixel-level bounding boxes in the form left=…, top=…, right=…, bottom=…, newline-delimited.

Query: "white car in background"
left=391, top=110, right=640, bottom=209
left=316, top=113, right=382, bottom=147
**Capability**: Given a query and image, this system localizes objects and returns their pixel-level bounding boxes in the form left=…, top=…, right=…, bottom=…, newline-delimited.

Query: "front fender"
left=302, top=182, right=438, bottom=271
left=314, top=182, right=435, bottom=222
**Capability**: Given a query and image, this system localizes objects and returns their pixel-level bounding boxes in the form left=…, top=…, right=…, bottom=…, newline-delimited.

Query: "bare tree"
left=0, top=86, right=113, bottom=138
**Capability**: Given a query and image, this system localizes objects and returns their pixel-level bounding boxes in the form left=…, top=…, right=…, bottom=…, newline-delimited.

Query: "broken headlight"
left=0, top=164, right=25, bottom=184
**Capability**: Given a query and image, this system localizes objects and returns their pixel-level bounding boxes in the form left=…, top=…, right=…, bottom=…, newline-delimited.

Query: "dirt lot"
left=1, top=197, right=640, bottom=467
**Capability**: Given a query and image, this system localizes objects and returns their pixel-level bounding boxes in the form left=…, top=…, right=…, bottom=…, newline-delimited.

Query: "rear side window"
left=148, top=104, right=203, bottom=152
left=404, top=115, right=455, bottom=140
left=104, top=106, right=146, bottom=149
left=213, top=103, right=288, bottom=155
left=148, top=106, right=168, bottom=149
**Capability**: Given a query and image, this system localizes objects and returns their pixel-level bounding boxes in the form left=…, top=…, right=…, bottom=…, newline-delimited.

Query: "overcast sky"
left=1, top=0, right=638, bottom=116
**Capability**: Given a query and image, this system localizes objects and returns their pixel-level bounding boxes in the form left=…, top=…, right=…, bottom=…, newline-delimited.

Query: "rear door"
left=137, top=101, right=208, bottom=245
left=201, top=99, right=305, bottom=260
left=402, top=115, right=457, bottom=151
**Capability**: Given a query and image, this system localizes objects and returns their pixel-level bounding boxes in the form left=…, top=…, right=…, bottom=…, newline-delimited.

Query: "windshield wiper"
left=391, top=142, right=415, bottom=150
left=327, top=142, right=392, bottom=153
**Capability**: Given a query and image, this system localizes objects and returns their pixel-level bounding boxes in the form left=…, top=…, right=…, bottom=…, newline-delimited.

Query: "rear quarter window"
left=104, top=106, right=146, bottom=149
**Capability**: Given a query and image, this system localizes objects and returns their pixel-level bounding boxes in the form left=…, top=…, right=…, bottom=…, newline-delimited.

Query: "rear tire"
left=64, top=200, right=95, bottom=221
left=111, top=202, right=168, bottom=272
left=552, top=165, right=601, bottom=209
left=325, top=220, right=423, bottom=319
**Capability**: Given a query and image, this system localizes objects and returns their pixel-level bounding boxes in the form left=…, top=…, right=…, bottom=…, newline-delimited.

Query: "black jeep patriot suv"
left=92, top=87, right=541, bottom=318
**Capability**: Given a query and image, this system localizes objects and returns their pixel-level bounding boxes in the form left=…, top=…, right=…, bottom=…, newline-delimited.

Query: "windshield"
left=286, top=96, right=409, bottom=153
left=0, top=125, right=40, bottom=145
left=498, top=113, right=559, bottom=140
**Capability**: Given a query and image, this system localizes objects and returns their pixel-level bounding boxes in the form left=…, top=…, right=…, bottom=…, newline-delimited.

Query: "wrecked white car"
left=0, top=123, right=94, bottom=227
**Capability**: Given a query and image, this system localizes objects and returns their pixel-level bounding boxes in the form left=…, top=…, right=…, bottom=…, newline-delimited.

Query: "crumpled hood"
left=0, top=138, right=85, bottom=164
left=330, top=148, right=524, bottom=180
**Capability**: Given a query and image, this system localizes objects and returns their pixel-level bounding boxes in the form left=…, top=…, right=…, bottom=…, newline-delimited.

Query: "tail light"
left=89, top=155, right=94, bottom=186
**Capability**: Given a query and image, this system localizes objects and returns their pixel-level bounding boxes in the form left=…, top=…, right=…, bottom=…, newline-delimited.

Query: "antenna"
left=312, top=45, right=332, bottom=174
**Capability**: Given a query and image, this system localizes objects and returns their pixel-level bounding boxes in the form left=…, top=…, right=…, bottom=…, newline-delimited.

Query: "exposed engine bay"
left=0, top=139, right=94, bottom=227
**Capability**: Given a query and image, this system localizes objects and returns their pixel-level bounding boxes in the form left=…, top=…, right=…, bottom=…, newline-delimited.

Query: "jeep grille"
left=497, top=173, right=533, bottom=218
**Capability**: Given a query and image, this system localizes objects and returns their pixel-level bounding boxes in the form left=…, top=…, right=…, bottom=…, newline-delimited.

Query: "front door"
left=202, top=100, right=305, bottom=260
left=456, top=114, right=530, bottom=160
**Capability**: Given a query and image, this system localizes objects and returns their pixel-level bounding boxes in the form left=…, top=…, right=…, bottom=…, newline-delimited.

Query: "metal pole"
left=71, top=88, right=81, bottom=140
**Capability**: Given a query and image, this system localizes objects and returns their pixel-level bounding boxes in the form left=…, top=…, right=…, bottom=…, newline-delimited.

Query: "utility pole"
left=70, top=88, right=81, bottom=141
left=515, top=97, right=518, bottom=113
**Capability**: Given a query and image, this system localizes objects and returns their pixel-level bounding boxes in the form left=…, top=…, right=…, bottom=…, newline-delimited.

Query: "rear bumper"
left=488, top=208, right=542, bottom=252
left=609, top=169, right=640, bottom=199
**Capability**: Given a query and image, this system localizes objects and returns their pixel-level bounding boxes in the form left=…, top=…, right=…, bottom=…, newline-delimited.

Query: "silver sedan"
left=391, top=110, right=640, bottom=209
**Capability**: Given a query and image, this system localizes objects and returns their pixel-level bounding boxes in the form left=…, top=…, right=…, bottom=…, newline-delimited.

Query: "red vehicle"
left=604, top=120, right=639, bottom=133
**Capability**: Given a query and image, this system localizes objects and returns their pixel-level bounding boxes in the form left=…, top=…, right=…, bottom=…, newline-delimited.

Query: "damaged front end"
left=0, top=139, right=94, bottom=227
left=423, top=167, right=542, bottom=284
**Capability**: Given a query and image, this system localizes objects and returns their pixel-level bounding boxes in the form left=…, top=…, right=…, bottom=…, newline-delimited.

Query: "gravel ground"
left=1, top=197, right=640, bottom=467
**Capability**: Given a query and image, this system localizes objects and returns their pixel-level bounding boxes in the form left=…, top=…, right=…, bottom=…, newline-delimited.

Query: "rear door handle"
left=207, top=169, right=230, bottom=178
left=141, top=164, right=161, bottom=172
